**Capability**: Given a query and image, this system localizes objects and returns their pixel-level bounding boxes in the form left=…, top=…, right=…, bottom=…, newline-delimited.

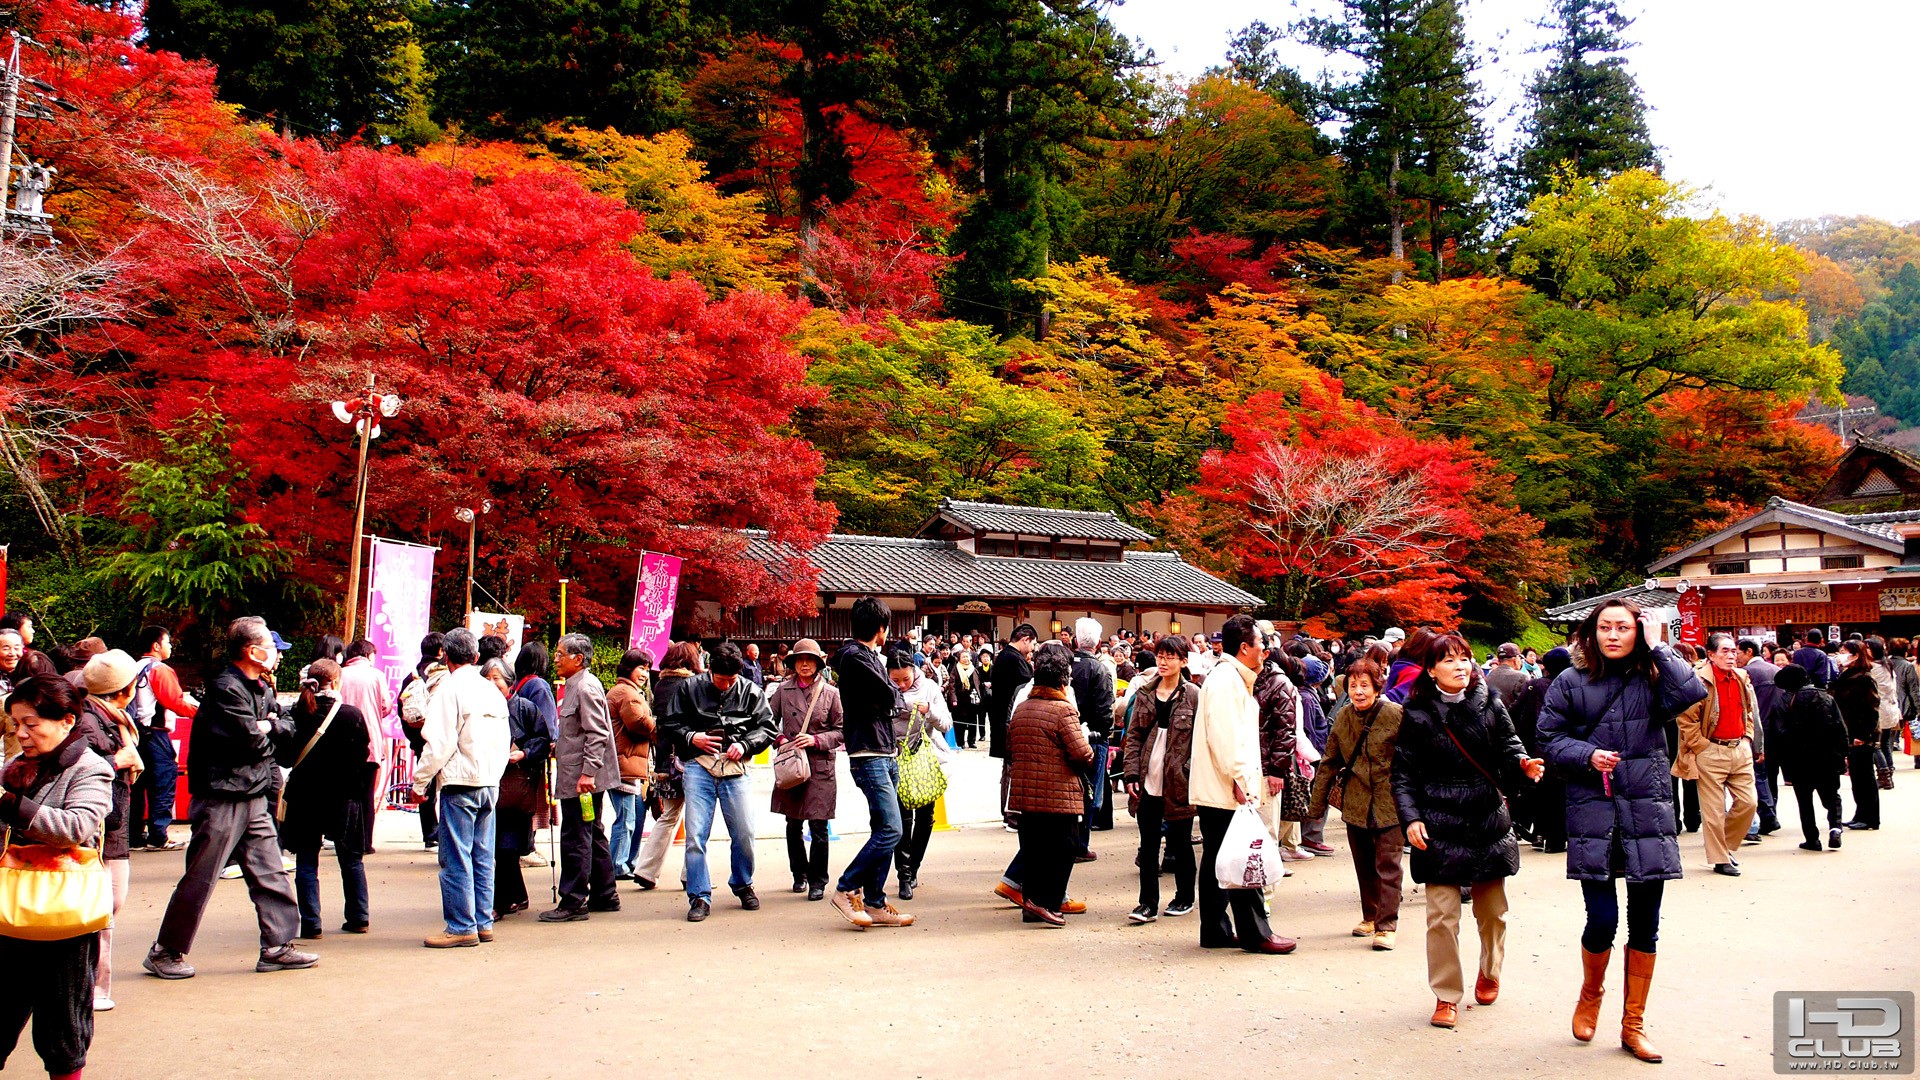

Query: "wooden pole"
left=464, top=515, right=476, bottom=621
left=341, top=405, right=373, bottom=641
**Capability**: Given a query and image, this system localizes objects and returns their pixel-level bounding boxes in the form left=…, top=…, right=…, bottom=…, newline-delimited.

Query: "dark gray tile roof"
left=1543, top=583, right=1682, bottom=624
left=743, top=531, right=1260, bottom=609
left=925, top=499, right=1156, bottom=543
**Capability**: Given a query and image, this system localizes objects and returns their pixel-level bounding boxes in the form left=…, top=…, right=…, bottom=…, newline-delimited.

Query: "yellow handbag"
left=0, top=826, right=113, bottom=941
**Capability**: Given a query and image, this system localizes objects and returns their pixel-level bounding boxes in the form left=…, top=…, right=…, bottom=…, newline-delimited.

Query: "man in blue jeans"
left=658, top=642, right=776, bottom=922
left=411, top=628, right=511, bottom=948
left=829, top=597, right=914, bottom=929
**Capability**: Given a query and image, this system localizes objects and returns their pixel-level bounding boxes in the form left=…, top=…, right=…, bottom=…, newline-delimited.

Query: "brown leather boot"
left=1621, top=948, right=1662, bottom=1062
left=1573, top=947, right=1610, bottom=1042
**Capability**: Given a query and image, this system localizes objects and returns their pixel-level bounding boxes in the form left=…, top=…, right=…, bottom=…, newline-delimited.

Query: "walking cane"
left=548, top=755, right=559, bottom=903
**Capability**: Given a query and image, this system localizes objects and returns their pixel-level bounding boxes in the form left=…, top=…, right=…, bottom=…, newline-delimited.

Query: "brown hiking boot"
left=831, top=890, right=873, bottom=929
left=423, top=931, right=479, bottom=949
left=866, top=902, right=915, bottom=927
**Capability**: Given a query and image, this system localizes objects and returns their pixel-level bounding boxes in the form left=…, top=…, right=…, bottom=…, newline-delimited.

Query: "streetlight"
left=332, top=374, right=402, bottom=641
left=454, top=501, right=492, bottom=620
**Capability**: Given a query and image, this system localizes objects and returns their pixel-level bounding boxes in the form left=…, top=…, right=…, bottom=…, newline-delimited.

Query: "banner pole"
left=559, top=578, right=570, bottom=636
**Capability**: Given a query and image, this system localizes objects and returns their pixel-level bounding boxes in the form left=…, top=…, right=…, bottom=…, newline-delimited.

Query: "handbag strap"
left=289, top=702, right=343, bottom=774
left=1441, top=718, right=1506, bottom=800
left=798, top=680, right=824, bottom=735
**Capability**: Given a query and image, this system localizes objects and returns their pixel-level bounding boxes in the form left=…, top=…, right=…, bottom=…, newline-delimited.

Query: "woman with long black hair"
left=1538, top=600, right=1707, bottom=1064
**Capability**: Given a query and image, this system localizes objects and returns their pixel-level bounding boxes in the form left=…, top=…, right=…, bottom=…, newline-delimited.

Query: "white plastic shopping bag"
left=1216, top=804, right=1277, bottom=890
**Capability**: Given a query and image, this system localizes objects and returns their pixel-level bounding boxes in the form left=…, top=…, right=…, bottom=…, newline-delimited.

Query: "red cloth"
left=1712, top=667, right=1746, bottom=740
left=147, top=661, right=198, bottom=721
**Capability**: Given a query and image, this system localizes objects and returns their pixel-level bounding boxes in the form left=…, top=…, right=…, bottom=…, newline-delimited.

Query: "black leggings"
left=1580, top=878, right=1663, bottom=954
left=785, top=817, right=829, bottom=885
left=895, top=800, right=935, bottom=880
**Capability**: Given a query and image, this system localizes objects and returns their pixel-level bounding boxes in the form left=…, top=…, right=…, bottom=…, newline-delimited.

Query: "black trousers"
left=1672, top=778, right=1701, bottom=831
left=494, top=807, right=532, bottom=911
left=557, top=792, right=618, bottom=910
left=1016, top=812, right=1078, bottom=912
left=1197, top=806, right=1274, bottom=949
left=1136, top=795, right=1195, bottom=910
left=952, top=704, right=980, bottom=748
left=157, top=795, right=300, bottom=954
left=786, top=817, right=829, bottom=885
left=418, top=778, right=439, bottom=844
left=0, top=933, right=96, bottom=1075
left=1847, top=747, right=1881, bottom=827
left=1794, top=772, right=1844, bottom=845
left=1536, top=774, right=1567, bottom=850
left=895, top=799, right=936, bottom=881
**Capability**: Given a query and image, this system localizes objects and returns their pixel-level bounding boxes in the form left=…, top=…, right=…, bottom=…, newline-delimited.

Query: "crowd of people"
left=0, top=598, right=1911, bottom=1077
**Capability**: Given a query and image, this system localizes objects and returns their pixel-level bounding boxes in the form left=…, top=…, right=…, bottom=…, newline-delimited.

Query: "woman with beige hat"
left=769, top=639, right=844, bottom=900
left=78, top=648, right=145, bottom=1011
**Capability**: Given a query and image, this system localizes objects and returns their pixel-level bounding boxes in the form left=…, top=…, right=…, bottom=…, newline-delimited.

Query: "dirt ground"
left=22, top=775, right=1918, bottom=1080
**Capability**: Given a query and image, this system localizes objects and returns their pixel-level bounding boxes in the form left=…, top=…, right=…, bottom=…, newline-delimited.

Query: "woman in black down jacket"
left=1828, top=643, right=1882, bottom=830
left=1771, top=663, right=1848, bottom=852
left=1537, top=600, right=1707, bottom=1064
left=1391, top=633, right=1542, bottom=1032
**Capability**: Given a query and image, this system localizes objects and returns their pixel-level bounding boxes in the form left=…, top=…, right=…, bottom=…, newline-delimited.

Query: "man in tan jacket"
left=1189, top=614, right=1294, bottom=954
left=1674, top=633, right=1761, bottom=877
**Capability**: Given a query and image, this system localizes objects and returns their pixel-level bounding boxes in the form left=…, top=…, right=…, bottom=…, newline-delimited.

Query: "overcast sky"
left=1104, top=0, right=1920, bottom=225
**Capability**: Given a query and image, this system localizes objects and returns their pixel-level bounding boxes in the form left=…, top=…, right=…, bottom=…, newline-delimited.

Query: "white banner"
left=467, top=611, right=525, bottom=670
left=1741, top=582, right=1831, bottom=605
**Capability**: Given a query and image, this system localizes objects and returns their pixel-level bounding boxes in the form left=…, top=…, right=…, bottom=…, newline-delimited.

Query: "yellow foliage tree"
left=548, top=127, right=793, bottom=295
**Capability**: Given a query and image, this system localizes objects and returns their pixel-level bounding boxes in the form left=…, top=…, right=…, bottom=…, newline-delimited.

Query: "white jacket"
left=412, top=664, right=511, bottom=794
left=1190, top=654, right=1262, bottom=810
left=900, top=674, right=955, bottom=763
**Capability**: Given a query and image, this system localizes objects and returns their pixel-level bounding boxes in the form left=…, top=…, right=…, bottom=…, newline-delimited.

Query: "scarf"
left=2, top=725, right=87, bottom=795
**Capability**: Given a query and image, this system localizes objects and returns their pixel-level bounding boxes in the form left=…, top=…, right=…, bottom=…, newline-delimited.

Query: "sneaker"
left=1352, top=920, right=1376, bottom=937
left=1373, top=930, right=1397, bottom=950
left=1797, top=841, right=1823, bottom=852
left=519, top=851, right=546, bottom=867
left=830, top=890, right=873, bottom=929
left=735, top=887, right=761, bottom=911
left=93, top=994, right=115, bottom=1011
left=423, top=931, right=479, bottom=948
left=1279, top=847, right=1314, bottom=862
left=1304, top=842, right=1337, bottom=856
left=1060, top=897, right=1088, bottom=915
left=538, top=906, right=589, bottom=923
left=1073, top=850, right=1098, bottom=863
left=1128, top=904, right=1158, bottom=924
left=1829, top=827, right=1843, bottom=849
left=219, top=865, right=244, bottom=880
left=149, top=838, right=184, bottom=851
left=687, top=897, right=712, bottom=923
left=143, top=945, right=195, bottom=980
left=1162, top=899, right=1195, bottom=917
left=256, top=944, right=319, bottom=971
left=993, top=881, right=1024, bottom=907
left=866, top=902, right=915, bottom=927
left=282, top=855, right=297, bottom=872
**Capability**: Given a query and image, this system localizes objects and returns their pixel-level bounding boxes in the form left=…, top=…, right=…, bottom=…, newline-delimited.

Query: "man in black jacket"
left=658, top=642, right=776, bottom=922
left=990, top=624, right=1038, bottom=829
left=827, top=597, right=913, bottom=929
left=1069, top=618, right=1115, bottom=856
left=146, top=616, right=316, bottom=980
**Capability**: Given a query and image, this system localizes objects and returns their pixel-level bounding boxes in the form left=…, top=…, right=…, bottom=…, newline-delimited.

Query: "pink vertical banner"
left=627, top=551, right=683, bottom=662
left=366, top=538, right=438, bottom=703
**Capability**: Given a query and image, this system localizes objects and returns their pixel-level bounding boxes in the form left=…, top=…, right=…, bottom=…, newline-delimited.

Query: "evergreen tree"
left=144, top=0, right=414, bottom=137
left=1834, top=262, right=1920, bottom=426
left=1296, top=0, right=1488, bottom=282
left=1217, top=20, right=1326, bottom=126
left=920, top=0, right=1145, bottom=334
left=1507, top=0, right=1658, bottom=213
left=416, top=0, right=711, bottom=137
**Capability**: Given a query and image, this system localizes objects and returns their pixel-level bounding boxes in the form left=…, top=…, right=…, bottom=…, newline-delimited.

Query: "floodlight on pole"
left=333, top=374, right=401, bottom=641
left=454, top=501, right=491, bottom=619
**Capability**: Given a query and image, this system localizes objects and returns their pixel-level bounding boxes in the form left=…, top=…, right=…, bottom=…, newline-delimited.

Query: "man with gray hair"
left=146, top=616, right=316, bottom=979
left=1674, top=632, right=1761, bottom=877
left=542, top=633, right=621, bottom=921
left=1069, top=616, right=1115, bottom=858
left=412, top=628, right=511, bottom=946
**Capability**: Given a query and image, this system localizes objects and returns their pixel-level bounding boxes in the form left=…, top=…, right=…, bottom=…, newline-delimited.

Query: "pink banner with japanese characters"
left=366, top=538, right=437, bottom=703
left=627, top=551, right=682, bottom=663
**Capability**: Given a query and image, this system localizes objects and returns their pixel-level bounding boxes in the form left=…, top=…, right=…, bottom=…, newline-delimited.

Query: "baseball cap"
left=1382, top=627, right=1406, bottom=644
left=1497, top=643, right=1521, bottom=659
left=269, top=629, right=293, bottom=651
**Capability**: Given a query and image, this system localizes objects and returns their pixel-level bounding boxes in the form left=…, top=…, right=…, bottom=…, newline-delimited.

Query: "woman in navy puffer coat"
left=1537, top=600, right=1706, bottom=1064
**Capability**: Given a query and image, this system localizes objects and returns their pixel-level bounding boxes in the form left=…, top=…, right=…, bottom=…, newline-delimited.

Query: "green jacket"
left=1309, top=699, right=1404, bottom=829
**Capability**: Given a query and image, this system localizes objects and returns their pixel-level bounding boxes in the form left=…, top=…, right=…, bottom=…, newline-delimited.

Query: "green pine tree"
left=1506, top=0, right=1659, bottom=215
left=1296, top=0, right=1489, bottom=282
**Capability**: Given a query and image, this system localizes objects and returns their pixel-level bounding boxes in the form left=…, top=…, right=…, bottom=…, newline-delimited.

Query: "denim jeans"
left=1076, top=739, right=1109, bottom=855
left=683, top=765, right=755, bottom=902
left=836, top=756, right=902, bottom=905
left=133, top=727, right=178, bottom=845
left=608, top=790, right=641, bottom=877
left=436, top=785, right=497, bottom=935
left=295, top=846, right=369, bottom=933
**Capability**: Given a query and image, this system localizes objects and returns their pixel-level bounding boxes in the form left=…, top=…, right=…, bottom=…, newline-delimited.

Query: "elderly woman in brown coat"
left=769, top=640, right=844, bottom=901
left=1007, top=645, right=1094, bottom=927
left=1309, top=657, right=1406, bottom=951
left=1122, top=633, right=1199, bottom=924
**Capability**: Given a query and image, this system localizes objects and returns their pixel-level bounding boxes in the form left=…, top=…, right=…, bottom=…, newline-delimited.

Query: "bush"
left=3, top=554, right=144, bottom=650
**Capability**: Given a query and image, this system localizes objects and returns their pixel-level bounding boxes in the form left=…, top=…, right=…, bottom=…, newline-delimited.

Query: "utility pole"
left=0, top=33, right=74, bottom=242
left=0, top=35, right=20, bottom=236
